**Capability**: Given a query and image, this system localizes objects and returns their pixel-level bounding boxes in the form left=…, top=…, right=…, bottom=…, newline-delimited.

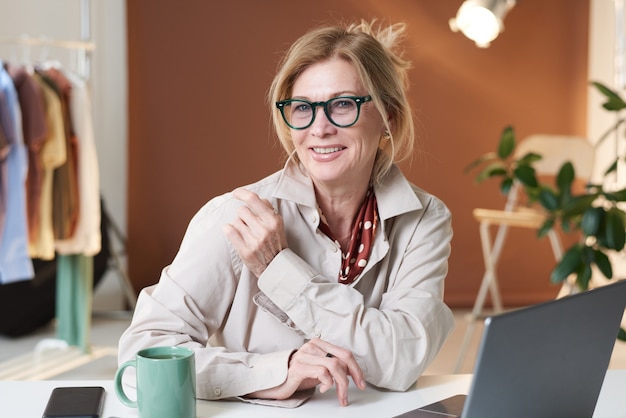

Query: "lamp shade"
left=449, top=0, right=516, bottom=48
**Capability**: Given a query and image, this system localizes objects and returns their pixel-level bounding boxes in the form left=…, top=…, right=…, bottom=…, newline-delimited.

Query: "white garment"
left=118, top=159, right=455, bottom=402
left=55, top=71, right=100, bottom=256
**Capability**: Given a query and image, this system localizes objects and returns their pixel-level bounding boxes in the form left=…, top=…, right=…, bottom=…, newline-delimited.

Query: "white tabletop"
left=2, top=370, right=625, bottom=417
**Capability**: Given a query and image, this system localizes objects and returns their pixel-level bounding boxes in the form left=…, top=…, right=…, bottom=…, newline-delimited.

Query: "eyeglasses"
left=275, top=95, right=372, bottom=130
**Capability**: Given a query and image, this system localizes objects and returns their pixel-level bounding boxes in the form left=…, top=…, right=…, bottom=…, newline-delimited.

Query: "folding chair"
left=453, top=134, right=595, bottom=372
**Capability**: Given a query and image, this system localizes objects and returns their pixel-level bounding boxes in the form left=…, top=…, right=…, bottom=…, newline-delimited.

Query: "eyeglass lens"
left=284, top=97, right=363, bottom=129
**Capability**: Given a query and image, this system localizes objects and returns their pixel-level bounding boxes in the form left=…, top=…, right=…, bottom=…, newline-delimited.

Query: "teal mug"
left=115, top=346, right=196, bottom=418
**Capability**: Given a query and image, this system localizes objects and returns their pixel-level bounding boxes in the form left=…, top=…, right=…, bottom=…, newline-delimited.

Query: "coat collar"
left=273, top=156, right=422, bottom=220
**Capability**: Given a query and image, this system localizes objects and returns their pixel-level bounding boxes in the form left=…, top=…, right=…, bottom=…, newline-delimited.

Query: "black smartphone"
left=42, top=386, right=105, bottom=418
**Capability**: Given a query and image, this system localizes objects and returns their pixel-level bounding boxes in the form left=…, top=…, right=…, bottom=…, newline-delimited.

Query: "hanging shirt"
left=7, top=65, right=48, bottom=244
left=0, top=118, right=8, bottom=235
left=37, top=67, right=80, bottom=241
left=28, top=73, right=67, bottom=260
left=55, top=70, right=101, bottom=256
left=0, top=61, right=34, bottom=283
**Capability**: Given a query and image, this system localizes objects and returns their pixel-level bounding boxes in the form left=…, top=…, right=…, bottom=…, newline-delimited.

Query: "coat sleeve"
left=257, top=195, right=455, bottom=391
left=117, top=196, right=293, bottom=401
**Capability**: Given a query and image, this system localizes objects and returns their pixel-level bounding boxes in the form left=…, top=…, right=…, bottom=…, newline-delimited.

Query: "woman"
left=118, top=20, right=454, bottom=407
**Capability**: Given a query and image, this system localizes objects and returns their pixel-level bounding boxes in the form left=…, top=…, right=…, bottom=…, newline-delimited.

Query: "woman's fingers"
left=223, top=188, right=287, bottom=277
left=291, top=339, right=366, bottom=406
left=290, top=348, right=349, bottom=406
left=309, top=338, right=367, bottom=390
left=233, top=188, right=279, bottom=222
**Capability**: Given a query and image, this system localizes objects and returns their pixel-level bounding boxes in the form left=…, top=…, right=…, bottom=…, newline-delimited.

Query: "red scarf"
left=318, top=188, right=378, bottom=284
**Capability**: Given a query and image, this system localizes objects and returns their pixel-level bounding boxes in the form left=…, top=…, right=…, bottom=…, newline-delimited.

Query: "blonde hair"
left=268, top=20, right=415, bottom=185
left=268, top=20, right=415, bottom=182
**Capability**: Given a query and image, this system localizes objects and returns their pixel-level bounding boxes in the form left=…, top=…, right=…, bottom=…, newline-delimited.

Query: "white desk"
left=2, top=370, right=625, bottom=417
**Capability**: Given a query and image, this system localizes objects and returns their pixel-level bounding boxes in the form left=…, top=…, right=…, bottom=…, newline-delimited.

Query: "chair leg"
left=453, top=221, right=508, bottom=372
left=453, top=316, right=479, bottom=373
left=453, top=268, right=492, bottom=372
left=484, top=220, right=509, bottom=313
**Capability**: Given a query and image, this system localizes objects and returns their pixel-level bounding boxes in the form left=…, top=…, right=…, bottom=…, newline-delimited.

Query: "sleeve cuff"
left=257, top=249, right=317, bottom=310
left=196, top=349, right=292, bottom=400
left=236, top=387, right=316, bottom=408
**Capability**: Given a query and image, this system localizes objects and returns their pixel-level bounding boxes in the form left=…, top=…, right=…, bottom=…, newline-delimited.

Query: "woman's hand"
left=247, top=339, right=366, bottom=406
left=223, top=188, right=288, bottom=277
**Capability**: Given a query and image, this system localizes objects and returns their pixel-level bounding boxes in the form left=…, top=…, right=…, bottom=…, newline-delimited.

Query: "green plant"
left=466, top=81, right=626, bottom=341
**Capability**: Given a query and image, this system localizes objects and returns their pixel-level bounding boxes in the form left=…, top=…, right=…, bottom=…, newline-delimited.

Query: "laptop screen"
left=462, top=280, right=626, bottom=417
left=395, top=280, right=626, bottom=418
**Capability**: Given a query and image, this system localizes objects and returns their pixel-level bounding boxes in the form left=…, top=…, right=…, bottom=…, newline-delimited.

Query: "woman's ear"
left=386, top=114, right=395, bottom=134
left=383, top=117, right=394, bottom=139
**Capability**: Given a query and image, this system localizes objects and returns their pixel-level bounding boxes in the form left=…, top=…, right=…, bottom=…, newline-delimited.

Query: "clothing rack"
left=0, top=37, right=95, bottom=50
left=0, top=0, right=133, bottom=380
left=0, top=37, right=94, bottom=80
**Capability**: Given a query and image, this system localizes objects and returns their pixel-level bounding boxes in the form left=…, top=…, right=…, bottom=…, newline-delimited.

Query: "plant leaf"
left=562, top=194, right=599, bottom=217
left=604, top=187, right=626, bottom=202
left=513, top=165, right=538, bottom=188
left=592, top=81, right=626, bottom=111
left=576, top=263, right=593, bottom=290
left=618, top=327, right=626, bottom=342
left=604, top=159, right=618, bottom=176
left=550, top=244, right=582, bottom=284
left=537, top=217, right=555, bottom=238
left=500, top=177, right=514, bottom=195
left=464, top=152, right=499, bottom=174
left=581, top=206, right=604, bottom=236
left=538, top=188, right=559, bottom=211
left=556, top=162, right=575, bottom=194
left=474, top=162, right=507, bottom=183
left=517, top=152, right=542, bottom=165
left=561, top=217, right=572, bottom=233
left=604, top=210, right=626, bottom=251
left=593, top=249, right=613, bottom=279
left=497, top=126, right=516, bottom=159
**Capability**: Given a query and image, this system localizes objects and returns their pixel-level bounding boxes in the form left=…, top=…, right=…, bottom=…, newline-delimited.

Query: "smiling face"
left=290, top=58, right=387, bottom=193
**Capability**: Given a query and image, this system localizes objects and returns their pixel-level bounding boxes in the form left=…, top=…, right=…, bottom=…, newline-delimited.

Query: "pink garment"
left=7, top=65, right=48, bottom=242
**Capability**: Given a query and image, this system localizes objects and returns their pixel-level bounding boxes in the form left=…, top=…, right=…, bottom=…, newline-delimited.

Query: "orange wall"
left=126, top=0, right=589, bottom=307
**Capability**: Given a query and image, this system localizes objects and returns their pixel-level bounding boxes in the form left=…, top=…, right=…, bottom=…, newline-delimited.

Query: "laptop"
left=395, top=279, right=626, bottom=418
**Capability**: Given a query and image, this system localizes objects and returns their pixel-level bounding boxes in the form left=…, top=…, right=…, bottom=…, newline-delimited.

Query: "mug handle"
left=114, top=360, right=138, bottom=408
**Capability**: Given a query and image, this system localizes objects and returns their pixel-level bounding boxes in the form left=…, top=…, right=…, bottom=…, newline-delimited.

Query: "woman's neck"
left=315, top=181, right=370, bottom=245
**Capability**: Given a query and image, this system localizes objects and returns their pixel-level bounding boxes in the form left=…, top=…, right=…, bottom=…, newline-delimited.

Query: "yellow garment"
left=55, top=71, right=101, bottom=256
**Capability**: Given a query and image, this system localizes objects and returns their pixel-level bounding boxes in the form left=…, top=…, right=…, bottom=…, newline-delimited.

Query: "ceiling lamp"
left=449, top=0, right=516, bottom=48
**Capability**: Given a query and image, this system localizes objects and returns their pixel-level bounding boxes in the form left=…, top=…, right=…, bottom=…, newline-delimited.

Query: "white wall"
left=588, top=0, right=626, bottom=280
left=0, top=0, right=127, bottom=244
left=588, top=0, right=623, bottom=183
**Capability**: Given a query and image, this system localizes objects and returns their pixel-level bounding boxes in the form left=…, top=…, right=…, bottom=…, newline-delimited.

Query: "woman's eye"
left=330, top=99, right=356, bottom=112
left=293, top=103, right=312, bottom=113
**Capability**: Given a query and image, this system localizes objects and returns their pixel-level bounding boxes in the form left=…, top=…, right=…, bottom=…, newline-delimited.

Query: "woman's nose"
left=310, top=107, right=336, bottom=137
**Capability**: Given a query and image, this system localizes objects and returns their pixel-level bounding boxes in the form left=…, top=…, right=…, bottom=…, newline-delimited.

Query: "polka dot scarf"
left=318, top=188, right=378, bottom=285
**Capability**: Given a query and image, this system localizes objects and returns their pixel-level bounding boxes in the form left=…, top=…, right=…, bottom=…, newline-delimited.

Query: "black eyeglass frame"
left=275, top=95, right=372, bottom=130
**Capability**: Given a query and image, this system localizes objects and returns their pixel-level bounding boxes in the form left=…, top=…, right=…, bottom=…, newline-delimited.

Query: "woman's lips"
left=311, top=146, right=345, bottom=154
